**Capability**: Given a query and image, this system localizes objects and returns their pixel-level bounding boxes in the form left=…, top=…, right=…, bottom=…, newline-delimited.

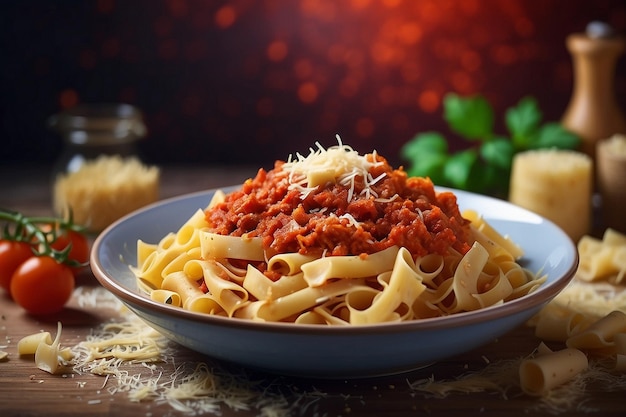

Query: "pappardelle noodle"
left=133, top=139, right=545, bottom=325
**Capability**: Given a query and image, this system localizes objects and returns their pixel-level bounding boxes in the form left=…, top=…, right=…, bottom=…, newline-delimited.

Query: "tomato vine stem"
left=0, top=208, right=88, bottom=267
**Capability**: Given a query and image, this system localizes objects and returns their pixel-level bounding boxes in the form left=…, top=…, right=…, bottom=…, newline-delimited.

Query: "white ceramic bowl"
left=91, top=187, right=578, bottom=378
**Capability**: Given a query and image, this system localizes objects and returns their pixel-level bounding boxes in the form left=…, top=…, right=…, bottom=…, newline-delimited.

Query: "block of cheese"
left=508, top=149, right=592, bottom=242
left=53, top=155, right=159, bottom=232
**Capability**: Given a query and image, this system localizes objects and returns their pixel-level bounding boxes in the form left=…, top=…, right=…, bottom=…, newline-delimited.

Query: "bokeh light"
left=0, top=0, right=625, bottom=168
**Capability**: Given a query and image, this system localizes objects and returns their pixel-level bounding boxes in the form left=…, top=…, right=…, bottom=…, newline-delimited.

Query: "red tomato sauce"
left=205, top=154, right=472, bottom=259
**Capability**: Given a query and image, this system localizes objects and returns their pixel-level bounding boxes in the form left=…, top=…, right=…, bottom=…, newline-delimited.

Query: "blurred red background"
left=1, top=0, right=625, bottom=168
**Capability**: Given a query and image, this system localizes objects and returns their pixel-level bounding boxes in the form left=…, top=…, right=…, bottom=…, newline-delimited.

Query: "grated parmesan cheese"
left=53, top=155, right=159, bottom=232
left=281, top=135, right=386, bottom=201
left=67, top=288, right=324, bottom=416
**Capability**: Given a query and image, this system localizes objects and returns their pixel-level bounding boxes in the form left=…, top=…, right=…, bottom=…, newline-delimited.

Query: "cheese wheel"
left=53, top=155, right=159, bottom=232
left=508, top=149, right=592, bottom=243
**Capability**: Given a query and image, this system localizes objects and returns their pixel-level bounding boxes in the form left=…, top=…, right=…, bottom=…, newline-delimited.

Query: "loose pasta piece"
left=519, top=347, right=588, bottom=395
left=577, top=228, right=626, bottom=282
left=566, top=310, right=626, bottom=351
left=534, top=304, right=589, bottom=342
left=18, top=332, right=52, bottom=355
left=576, top=236, right=617, bottom=281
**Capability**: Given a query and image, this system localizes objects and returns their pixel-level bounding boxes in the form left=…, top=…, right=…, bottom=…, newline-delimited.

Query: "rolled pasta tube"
left=519, top=348, right=588, bottom=395
left=267, top=253, right=317, bottom=275
left=162, top=271, right=204, bottom=308
left=150, top=289, right=182, bottom=307
left=567, top=310, right=626, bottom=350
left=186, top=294, right=224, bottom=315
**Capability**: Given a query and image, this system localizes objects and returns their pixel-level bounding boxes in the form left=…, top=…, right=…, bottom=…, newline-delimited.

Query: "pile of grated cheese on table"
left=68, top=287, right=328, bottom=417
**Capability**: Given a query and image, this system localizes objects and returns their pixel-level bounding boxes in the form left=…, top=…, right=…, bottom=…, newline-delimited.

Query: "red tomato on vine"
left=0, top=240, right=34, bottom=293
left=10, top=256, right=75, bottom=315
left=1, top=208, right=89, bottom=314
left=42, top=225, right=90, bottom=274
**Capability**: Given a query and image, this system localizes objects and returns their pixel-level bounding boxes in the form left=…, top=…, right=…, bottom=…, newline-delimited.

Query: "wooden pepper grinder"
left=561, top=21, right=626, bottom=161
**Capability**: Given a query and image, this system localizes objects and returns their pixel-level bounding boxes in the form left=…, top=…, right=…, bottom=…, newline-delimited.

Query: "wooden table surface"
left=0, top=163, right=624, bottom=417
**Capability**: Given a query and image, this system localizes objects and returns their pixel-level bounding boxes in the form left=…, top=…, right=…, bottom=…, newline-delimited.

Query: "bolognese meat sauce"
left=205, top=146, right=472, bottom=260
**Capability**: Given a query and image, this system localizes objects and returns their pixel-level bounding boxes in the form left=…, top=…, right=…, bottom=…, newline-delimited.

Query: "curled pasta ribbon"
left=519, top=346, right=588, bottom=396
left=577, top=228, right=626, bottom=283
left=347, top=248, right=426, bottom=325
left=534, top=304, right=590, bottom=342
left=566, top=310, right=626, bottom=352
left=133, top=191, right=543, bottom=325
left=301, top=246, right=399, bottom=287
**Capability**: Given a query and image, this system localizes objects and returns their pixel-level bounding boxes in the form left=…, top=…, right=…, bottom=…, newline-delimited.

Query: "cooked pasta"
left=132, top=140, right=545, bottom=325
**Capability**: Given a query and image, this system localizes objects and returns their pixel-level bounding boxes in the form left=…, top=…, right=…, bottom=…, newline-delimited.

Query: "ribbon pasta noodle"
left=132, top=141, right=545, bottom=325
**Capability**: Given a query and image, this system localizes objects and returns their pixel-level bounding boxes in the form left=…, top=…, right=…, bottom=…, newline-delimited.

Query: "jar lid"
left=48, top=103, right=147, bottom=145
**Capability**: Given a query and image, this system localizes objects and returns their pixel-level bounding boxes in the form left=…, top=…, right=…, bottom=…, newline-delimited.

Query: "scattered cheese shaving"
left=68, top=309, right=315, bottom=416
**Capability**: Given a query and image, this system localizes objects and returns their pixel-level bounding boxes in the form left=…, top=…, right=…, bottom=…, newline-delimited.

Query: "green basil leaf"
left=406, top=153, right=448, bottom=184
left=400, top=132, right=448, bottom=161
left=529, top=123, right=581, bottom=150
left=471, top=164, right=511, bottom=196
left=443, top=94, right=494, bottom=141
left=480, top=138, right=514, bottom=170
left=506, top=96, right=542, bottom=148
left=443, top=150, right=478, bottom=189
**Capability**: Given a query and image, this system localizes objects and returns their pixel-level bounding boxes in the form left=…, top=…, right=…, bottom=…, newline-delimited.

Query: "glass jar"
left=48, top=103, right=147, bottom=179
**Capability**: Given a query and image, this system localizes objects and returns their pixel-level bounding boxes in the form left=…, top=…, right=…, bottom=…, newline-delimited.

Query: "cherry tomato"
left=44, top=226, right=90, bottom=274
left=0, top=240, right=34, bottom=293
left=10, top=256, right=75, bottom=315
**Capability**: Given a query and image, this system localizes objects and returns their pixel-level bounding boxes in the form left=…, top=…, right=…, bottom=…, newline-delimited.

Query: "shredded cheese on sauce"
left=281, top=136, right=386, bottom=201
